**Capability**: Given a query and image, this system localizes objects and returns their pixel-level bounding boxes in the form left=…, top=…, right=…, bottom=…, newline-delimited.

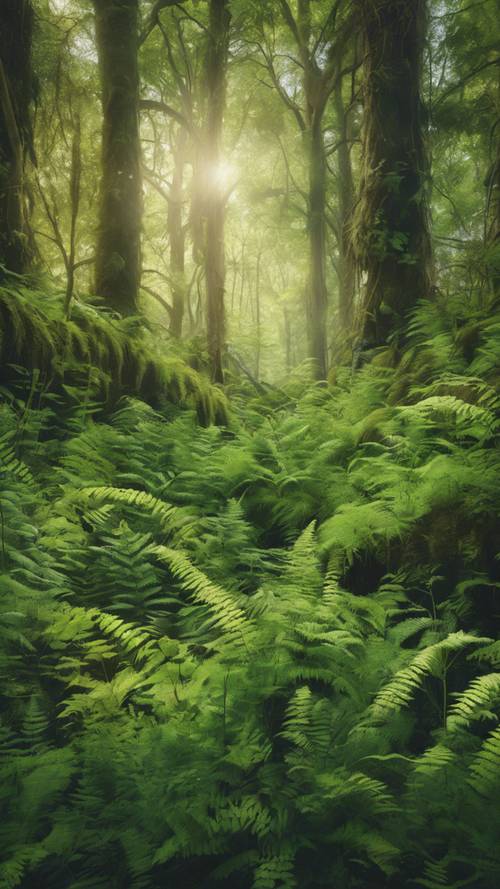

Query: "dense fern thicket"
left=1, top=292, right=500, bottom=889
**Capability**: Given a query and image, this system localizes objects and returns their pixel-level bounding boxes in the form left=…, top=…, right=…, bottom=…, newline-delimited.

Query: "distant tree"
left=332, top=62, right=358, bottom=338
left=249, top=0, right=355, bottom=380
left=204, top=0, right=231, bottom=383
left=139, top=1, right=202, bottom=338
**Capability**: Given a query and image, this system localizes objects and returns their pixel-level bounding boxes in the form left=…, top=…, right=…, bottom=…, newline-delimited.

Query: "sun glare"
left=208, top=160, right=238, bottom=192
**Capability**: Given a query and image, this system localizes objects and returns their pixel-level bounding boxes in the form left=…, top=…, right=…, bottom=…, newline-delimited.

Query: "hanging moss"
left=0, top=284, right=228, bottom=425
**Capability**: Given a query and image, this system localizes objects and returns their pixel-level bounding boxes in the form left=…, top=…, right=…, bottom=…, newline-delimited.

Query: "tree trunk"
left=355, top=0, right=432, bottom=348
left=334, top=79, right=356, bottom=335
left=168, top=132, right=186, bottom=337
left=307, top=116, right=329, bottom=379
left=204, top=0, right=230, bottom=384
left=64, top=113, right=82, bottom=318
left=283, top=305, right=292, bottom=373
left=93, top=0, right=142, bottom=316
left=487, top=137, right=500, bottom=297
left=255, top=249, right=262, bottom=380
left=0, top=0, right=34, bottom=276
left=486, top=69, right=500, bottom=297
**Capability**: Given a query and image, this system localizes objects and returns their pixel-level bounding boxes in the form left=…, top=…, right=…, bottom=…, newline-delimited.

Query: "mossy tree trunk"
left=486, top=69, right=500, bottom=297
left=204, top=0, right=231, bottom=384
left=299, top=0, right=329, bottom=380
left=307, top=114, right=329, bottom=379
left=93, top=0, right=142, bottom=316
left=334, top=76, right=356, bottom=335
left=355, top=0, right=432, bottom=349
left=0, top=0, right=34, bottom=277
left=488, top=137, right=500, bottom=296
left=168, top=130, right=187, bottom=338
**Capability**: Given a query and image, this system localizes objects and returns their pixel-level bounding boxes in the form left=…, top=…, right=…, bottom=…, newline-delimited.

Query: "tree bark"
left=334, top=78, right=356, bottom=334
left=307, top=117, right=329, bottom=379
left=64, top=113, right=82, bottom=318
left=93, top=0, right=142, bottom=316
left=168, top=131, right=186, bottom=337
left=0, top=0, right=34, bottom=276
left=255, top=249, right=262, bottom=380
left=486, top=68, right=500, bottom=297
left=283, top=304, right=292, bottom=373
left=355, top=0, right=432, bottom=348
left=204, top=0, right=231, bottom=384
left=488, top=137, right=500, bottom=297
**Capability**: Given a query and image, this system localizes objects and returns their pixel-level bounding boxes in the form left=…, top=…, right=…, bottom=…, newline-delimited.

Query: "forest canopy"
left=1, top=0, right=500, bottom=887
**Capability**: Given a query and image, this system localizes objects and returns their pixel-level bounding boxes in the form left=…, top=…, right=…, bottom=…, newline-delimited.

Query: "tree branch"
left=140, top=283, right=173, bottom=317
left=139, top=98, right=197, bottom=139
left=435, top=57, right=500, bottom=107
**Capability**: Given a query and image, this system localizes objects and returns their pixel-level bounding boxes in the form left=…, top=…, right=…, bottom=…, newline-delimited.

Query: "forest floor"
left=2, top=293, right=500, bottom=888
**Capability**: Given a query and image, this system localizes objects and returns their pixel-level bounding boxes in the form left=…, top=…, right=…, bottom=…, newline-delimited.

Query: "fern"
left=371, top=633, right=490, bottom=721
left=2, top=291, right=500, bottom=888
left=447, top=673, right=500, bottom=731
left=150, top=545, right=253, bottom=643
left=79, top=486, right=181, bottom=531
left=469, top=727, right=500, bottom=797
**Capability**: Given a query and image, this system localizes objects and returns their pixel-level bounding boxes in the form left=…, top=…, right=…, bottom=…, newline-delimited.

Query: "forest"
left=1, top=0, right=500, bottom=886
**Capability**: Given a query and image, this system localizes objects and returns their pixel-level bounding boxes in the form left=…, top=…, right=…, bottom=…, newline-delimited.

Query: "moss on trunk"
left=307, top=118, right=329, bottom=380
left=334, top=78, right=356, bottom=337
left=486, top=70, right=500, bottom=297
left=168, top=131, right=187, bottom=338
left=355, top=0, right=433, bottom=348
left=93, top=0, right=142, bottom=316
left=0, top=0, right=34, bottom=276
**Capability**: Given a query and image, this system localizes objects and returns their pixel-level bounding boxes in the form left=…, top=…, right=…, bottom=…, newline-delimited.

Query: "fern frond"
left=371, top=633, right=490, bottom=720
left=150, top=546, right=253, bottom=642
left=0, top=433, right=34, bottom=486
left=80, top=486, right=180, bottom=531
left=0, top=844, right=48, bottom=889
left=469, top=727, right=500, bottom=797
left=447, top=673, right=500, bottom=731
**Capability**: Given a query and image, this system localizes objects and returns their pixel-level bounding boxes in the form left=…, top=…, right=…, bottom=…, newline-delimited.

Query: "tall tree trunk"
left=299, top=0, right=329, bottom=379
left=64, top=113, right=82, bottom=318
left=93, top=0, right=142, bottom=316
left=283, top=305, right=292, bottom=373
left=204, top=0, right=230, bottom=384
left=487, top=137, right=500, bottom=297
left=355, top=0, right=432, bottom=349
left=307, top=116, right=328, bottom=379
left=334, top=79, right=356, bottom=335
left=255, top=249, right=262, bottom=380
left=168, top=131, right=186, bottom=337
left=0, top=0, right=34, bottom=276
left=486, top=69, right=500, bottom=297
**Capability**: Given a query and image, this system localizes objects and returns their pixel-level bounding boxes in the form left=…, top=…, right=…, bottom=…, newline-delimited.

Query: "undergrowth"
left=1, top=294, right=500, bottom=888
left=0, top=283, right=228, bottom=425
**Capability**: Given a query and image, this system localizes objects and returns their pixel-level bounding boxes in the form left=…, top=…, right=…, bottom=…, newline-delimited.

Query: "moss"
left=0, top=284, right=229, bottom=425
left=455, top=321, right=482, bottom=362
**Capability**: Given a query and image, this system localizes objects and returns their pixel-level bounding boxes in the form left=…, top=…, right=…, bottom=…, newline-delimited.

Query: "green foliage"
left=2, top=295, right=500, bottom=888
left=0, top=283, right=228, bottom=425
